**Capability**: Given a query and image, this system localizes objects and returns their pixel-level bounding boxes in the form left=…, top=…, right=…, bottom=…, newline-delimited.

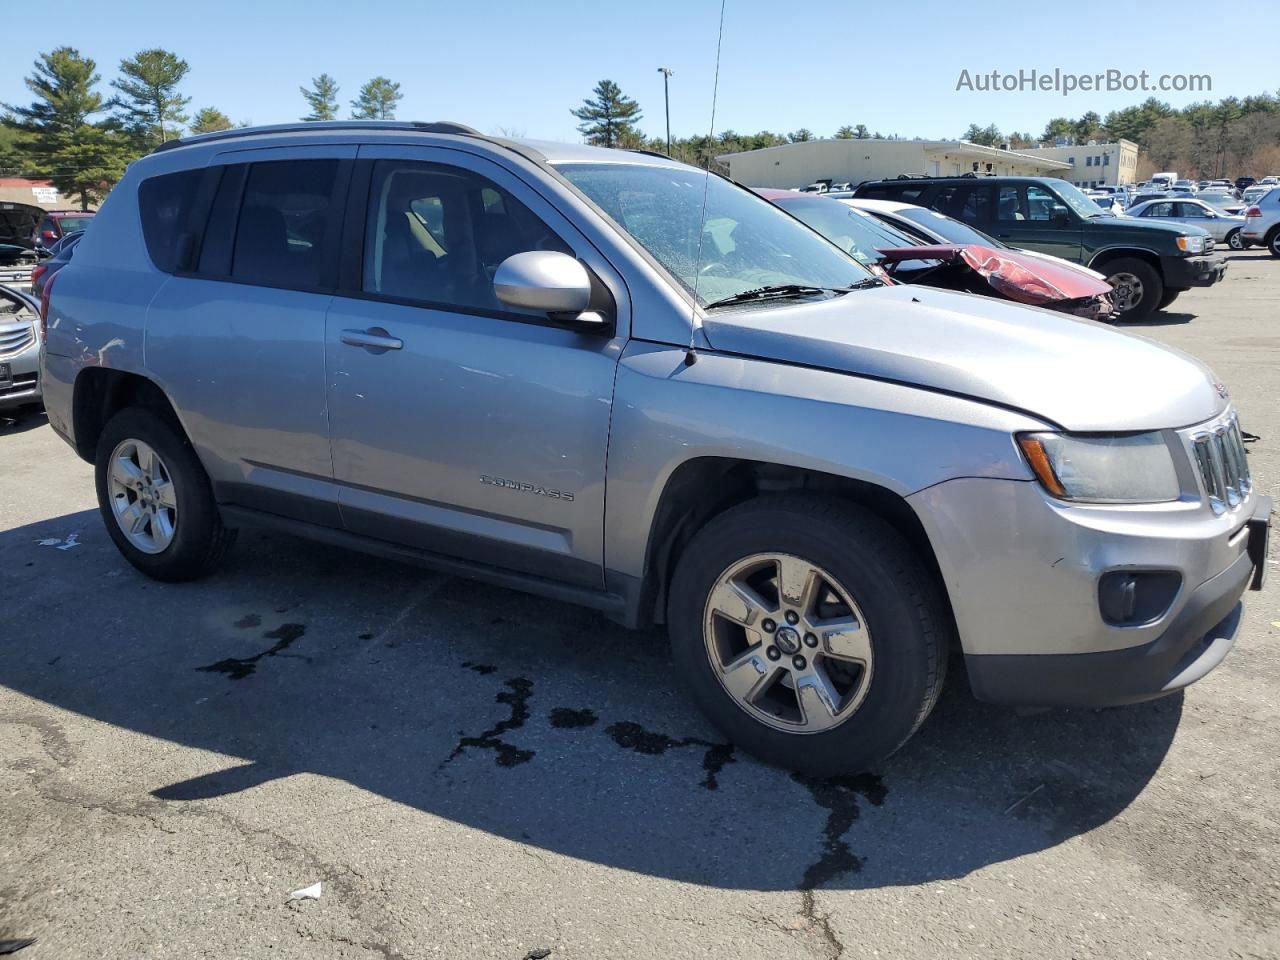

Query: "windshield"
left=892, top=206, right=1008, bottom=248
left=57, top=217, right=92, bottom=235
left=772, top=196, right=918, bottom=266
left=1048, top=179, right=1112, bottom=218
left=556, top=163, right=873, bottom=305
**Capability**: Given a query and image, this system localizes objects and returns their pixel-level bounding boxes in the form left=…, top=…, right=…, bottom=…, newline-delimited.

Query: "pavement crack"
left=440, top=674, right=535, bottom=769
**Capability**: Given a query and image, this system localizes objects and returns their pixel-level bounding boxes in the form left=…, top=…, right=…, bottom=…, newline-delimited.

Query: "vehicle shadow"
left=0, top=409, right=48, bottom=436
left=1119, top=310, right=1196, bottom=327
left=0, top=509, right=1182, bottom=892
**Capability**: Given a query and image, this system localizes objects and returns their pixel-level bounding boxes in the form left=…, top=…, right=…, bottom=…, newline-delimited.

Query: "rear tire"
left=1226, top=228, right=1244, bottom=251
left=668, top=495, right=948, bottom=777
left=94, top=407, right=236, bottom=581
left=1268, top=228, right=1280, bottom=259
left=1103, top=257, right=1163, bottom=321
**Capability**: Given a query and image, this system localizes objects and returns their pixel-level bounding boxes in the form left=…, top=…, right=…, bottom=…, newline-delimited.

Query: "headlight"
left=1018, top=432, right=1180, bottom=503
left=1176, top=234, right=1207, bottom=254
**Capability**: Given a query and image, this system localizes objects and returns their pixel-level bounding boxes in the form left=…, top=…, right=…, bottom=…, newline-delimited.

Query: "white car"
left=1241, top=186, right=1280, bottom=255
left=1127, top=197, right=1249, bottom=250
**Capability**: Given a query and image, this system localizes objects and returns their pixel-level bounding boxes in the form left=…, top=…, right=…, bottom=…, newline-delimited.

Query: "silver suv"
left=40, top=122, right=1271, bottom=775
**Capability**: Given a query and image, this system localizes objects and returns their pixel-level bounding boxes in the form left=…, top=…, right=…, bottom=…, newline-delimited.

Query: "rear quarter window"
left=138, top=169, right=207, bottom=273
left=857, top=183, right=928, bottom=203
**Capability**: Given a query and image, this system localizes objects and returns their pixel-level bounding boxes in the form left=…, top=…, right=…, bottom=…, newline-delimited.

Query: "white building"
left=715, top=139, right=1073, bottom=189
left=1019, top=140, right=1140, bottom=188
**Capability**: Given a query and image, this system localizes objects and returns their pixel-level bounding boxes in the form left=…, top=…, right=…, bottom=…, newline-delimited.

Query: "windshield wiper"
left=704, top=280, right=879, bottom=310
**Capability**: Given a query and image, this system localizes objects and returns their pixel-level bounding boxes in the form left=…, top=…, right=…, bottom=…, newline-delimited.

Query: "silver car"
left=39, top=122, right=1271, bottom=775
left=1127, top=197, right=1250, bottom=250
left=0, top=283, right=41, bottom=412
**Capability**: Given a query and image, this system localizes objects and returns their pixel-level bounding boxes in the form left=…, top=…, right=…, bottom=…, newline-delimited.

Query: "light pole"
left=657, top=67, right=674, bottom=155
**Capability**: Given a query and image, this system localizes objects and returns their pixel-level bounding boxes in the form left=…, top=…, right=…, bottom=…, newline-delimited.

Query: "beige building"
left=1020, top=140, right=1140, bottom=189
left=0, top=178, right=69, bottom=209
left=715, top=139, right=1072, bottom=189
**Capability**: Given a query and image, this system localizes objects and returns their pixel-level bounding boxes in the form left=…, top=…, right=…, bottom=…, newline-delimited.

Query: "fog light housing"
left=1098, top=570, right=1182, bottom=626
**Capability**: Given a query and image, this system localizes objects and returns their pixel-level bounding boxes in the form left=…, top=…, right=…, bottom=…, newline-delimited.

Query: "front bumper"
left=0, top=331, right=40, bottom=411
left=908, top=473, right=1269, bottom=708
left=1162, top=252, right=1227, bottom=289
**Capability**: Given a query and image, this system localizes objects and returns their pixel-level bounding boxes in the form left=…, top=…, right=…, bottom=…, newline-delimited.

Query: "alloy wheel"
left=107, top=438, right=178, bottom=554
left=1107, top=271, right=1144, bottom=313
left=702, top=553, right=873, bottom=734
left=1228, top=231, right=1244, bottom=250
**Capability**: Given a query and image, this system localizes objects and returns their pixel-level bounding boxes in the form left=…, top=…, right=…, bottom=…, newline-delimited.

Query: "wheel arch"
left=631, top=456, right=952, bottom=632
left=72, top=368, right=185, bottom=463
left=1088, top=247, right=1162, bottom=276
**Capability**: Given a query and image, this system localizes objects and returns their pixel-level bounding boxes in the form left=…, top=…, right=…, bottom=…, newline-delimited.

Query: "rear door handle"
left=341, top=328, right=402, bottom=351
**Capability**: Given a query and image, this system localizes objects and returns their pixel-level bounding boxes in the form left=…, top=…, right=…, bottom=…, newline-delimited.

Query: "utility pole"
left=657, top=67, right=674, bottom=155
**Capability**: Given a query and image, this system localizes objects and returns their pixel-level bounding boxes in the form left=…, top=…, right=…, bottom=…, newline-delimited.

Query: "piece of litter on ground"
left=56, top=532, right=80, bottom=550
left=35, top=534, right=80, bottom=550
left=1003, top=783, right=1045, bottom=815
left=1271, top=621, right=1280, bottom=629
left=288, top=881, right=322, bottom=901
left=0, top=939, right=36, bottom=955
left=523, top=950, right=552, bottom=960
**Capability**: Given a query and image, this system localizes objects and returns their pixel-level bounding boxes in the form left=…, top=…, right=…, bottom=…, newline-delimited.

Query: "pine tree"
left=350, top=77, right=402, bottom=120
left=110, top=48, right=191, bottom=146
left=300, top=73, right=340, bottom=121
left=570, top=80, right=643, bottom=148
left=2, top=47, right=132, bottom=210
left=190, top=107, right=233, bottom=134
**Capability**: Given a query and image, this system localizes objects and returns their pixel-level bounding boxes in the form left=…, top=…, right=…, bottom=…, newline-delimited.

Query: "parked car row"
left=849, top=175, right=1227, bottom=320
left=32, top=121, right=1270, bottom=776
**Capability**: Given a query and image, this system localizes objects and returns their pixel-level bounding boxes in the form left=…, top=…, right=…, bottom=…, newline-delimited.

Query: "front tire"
left=94, top=407, right=236, bottom=581
left=1103, top=257, right=1163, bottom=322
left=668, top=496, right=948, bottom=776
left=1157, top=289, right=1181, bottom=311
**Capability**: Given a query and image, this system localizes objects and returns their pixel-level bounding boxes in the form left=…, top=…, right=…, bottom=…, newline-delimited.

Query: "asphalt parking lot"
left=2, top=252, right=1278, bottom=960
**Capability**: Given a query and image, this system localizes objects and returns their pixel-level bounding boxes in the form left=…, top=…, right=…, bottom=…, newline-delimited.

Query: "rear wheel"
left=1103, top=257, right=1163, bottom=321
left=94, top=407, right=236, bottom=581
left=1226, top=228, right=1244, bottom=251
left=668, top=496, right=948, bottom=776
left=1268, top=228, right=1280, bottom=259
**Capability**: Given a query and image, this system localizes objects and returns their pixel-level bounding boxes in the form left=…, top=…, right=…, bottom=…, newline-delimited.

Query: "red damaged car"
left=757, top=189, right=1114, bottom=321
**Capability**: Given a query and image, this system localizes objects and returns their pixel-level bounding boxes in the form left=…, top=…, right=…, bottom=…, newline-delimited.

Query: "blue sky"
left=2, top=0, right=1267, bottom=144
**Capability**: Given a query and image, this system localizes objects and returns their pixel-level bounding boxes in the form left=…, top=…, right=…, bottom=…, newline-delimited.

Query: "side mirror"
left=1050, top=204, right=1072, bottom=226
left=494, top=251, right=604, bottom=329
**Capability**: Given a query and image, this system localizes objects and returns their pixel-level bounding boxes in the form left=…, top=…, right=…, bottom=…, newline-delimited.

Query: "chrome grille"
left=0, top=323, right=35, bottom=358
left=1190, top=417, right=1251, bottom=513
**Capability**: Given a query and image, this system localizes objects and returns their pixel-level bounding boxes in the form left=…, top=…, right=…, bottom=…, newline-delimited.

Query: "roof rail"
left=151, top=120, right=486, bottom=154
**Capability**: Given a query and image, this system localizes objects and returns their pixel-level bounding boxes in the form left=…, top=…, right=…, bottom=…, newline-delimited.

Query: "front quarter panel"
left=604, top=341, right=1044, bottom=581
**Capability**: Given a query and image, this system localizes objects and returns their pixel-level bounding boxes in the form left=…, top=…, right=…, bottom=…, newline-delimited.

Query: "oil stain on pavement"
left=196, top=623, right=308, bottom=680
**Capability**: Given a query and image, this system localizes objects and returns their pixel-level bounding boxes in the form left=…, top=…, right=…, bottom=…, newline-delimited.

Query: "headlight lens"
left=1018, top=432, right=1180, bottom=503
left=1176, top=234, right=1207, bottom=254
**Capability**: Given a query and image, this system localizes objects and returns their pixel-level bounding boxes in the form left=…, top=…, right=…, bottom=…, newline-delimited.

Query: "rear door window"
left=230, top=159, right=341, bottom=291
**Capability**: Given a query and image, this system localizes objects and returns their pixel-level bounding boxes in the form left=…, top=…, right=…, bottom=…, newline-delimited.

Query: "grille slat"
left=1191, top=416, right=1251, bottom=513
left=0, top=322, right=35, bottom=357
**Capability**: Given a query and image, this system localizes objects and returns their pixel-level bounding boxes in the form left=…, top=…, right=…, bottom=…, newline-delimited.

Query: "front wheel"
left=94, top=407, right=236, bottom=581
left=1157, top=289, right=1181, bottom=311
left=668, top=496, right=948, bottom=777
left=1103, top=257, right=1163, bottom=322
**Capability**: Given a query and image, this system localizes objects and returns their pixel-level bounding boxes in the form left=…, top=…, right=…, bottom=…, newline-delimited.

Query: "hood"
left=0, top=203, right=41, bottom=248
left=700, top=284, right=1224, bottom=432
left=1091, top=215, right=1209, bottom=238
left=876, top=243, right=1112, bottom=305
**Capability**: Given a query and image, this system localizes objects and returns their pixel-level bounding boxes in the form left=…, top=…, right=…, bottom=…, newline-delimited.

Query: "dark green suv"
left=852, top=176, right=1227, bottom=320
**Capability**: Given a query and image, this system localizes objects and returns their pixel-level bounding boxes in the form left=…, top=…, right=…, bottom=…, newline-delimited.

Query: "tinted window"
left=857, top=183, right=927, bottom=203
left=1144, top=202, right=1175, bottom=217
left=894, top=206, right=1007, bottom=248
left=139, top=169, right=205, bottom=273
left=231, top=160, right=339, bottom=290
left=362, top=160, right=572, bottom=317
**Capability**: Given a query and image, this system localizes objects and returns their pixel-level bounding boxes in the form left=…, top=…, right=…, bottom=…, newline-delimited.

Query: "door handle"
left=341, top=328, right=402, bottom=351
